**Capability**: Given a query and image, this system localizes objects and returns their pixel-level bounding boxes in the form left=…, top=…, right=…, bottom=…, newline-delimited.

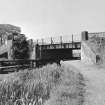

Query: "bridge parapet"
left=88, top=32, right=105, bottom=38
left=81, top=31, right=105, bottom=65
left=81, top=31, right=88, bottom=41
left=81, top=31, right=105, bottom=41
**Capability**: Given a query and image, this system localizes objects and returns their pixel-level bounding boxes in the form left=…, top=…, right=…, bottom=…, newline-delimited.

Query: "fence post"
left=41, top=38, right=44, bottom=45
left=72, top=34, right=73, bottom=48
left=51, top=37, right=54, bottom=44
left=60, top=36, right=63, bottom=48
left=60, top=36, right=62, bottom=44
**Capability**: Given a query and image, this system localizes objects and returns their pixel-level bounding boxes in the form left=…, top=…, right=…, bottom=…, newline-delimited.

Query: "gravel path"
left=63, top=60, right=105, bottom=105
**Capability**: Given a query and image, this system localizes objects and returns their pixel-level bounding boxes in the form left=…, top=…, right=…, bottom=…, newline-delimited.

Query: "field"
left=0, top=63, right=85, bottom=105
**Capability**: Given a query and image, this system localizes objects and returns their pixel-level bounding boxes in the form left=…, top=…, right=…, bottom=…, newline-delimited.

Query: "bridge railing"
left=35, top=34, right=81, bottom=45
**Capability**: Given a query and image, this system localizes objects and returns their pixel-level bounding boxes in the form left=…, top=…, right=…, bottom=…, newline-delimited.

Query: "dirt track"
left=63, top=60, right=105, bottom=105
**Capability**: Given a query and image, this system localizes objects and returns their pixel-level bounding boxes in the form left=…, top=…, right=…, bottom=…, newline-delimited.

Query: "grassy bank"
left=0, top=63, right=85, bottom=105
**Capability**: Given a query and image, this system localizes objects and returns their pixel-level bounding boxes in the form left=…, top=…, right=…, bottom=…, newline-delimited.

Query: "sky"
left=0, top=0, right=105, bottom=40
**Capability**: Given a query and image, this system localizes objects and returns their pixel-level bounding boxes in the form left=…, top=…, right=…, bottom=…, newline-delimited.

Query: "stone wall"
left=81, top=41, right=96, bottom=64
left=81, top=31, right=105, bottom=65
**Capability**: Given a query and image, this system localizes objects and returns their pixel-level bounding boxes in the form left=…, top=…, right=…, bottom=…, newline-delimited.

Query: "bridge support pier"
left=81, top=31, right=88, bottom=41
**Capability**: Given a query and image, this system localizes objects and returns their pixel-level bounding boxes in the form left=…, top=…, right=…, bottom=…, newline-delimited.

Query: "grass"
left=0, top=63, right=85, bottom=105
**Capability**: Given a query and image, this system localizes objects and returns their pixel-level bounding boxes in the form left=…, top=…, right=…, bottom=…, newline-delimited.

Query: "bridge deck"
left=39, top=42, right=81, bottom=50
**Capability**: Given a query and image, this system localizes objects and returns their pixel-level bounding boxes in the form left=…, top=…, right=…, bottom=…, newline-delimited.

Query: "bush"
left=12, top=34, right=30, bottom=59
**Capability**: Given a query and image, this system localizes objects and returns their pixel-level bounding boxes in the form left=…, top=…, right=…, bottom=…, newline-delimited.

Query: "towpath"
left=63, top=60, right=105, bottom=105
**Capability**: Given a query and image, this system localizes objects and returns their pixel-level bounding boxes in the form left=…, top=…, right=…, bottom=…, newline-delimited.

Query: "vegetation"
left=12, top=34, right=30, bottom=59
left=0, top=63, right=85, bottom=105
left=0, top=24, right=21, bottom=36
left=0, top=24, right=30, bottom=60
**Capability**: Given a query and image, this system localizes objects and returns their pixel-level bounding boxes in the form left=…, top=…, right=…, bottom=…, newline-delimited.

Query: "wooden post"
left=60, top=36, right=62, bottom=44
left=51, top=37, right=53, bottom=44
left=72, top=34, right=73, bottom=43
left=60, top=36, right=63, bottom=48
left=72, top=34, right=73, bottom=48
left=42, top=38, right=44, bottom=45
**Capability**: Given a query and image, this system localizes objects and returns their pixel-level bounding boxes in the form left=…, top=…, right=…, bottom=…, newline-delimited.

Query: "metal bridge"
left=0, top=34, right=81, bottom=73
left=35, top=35, right=81, bottom=61
left=39, top=42, right=81, bottom=50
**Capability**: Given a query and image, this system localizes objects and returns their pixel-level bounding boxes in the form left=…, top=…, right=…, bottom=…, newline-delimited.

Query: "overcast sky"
left=0, top=0, right=105, bottom=39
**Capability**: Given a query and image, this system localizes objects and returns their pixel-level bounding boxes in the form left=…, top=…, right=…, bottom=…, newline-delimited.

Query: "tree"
left=12, top=34, right=30, bottom=59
